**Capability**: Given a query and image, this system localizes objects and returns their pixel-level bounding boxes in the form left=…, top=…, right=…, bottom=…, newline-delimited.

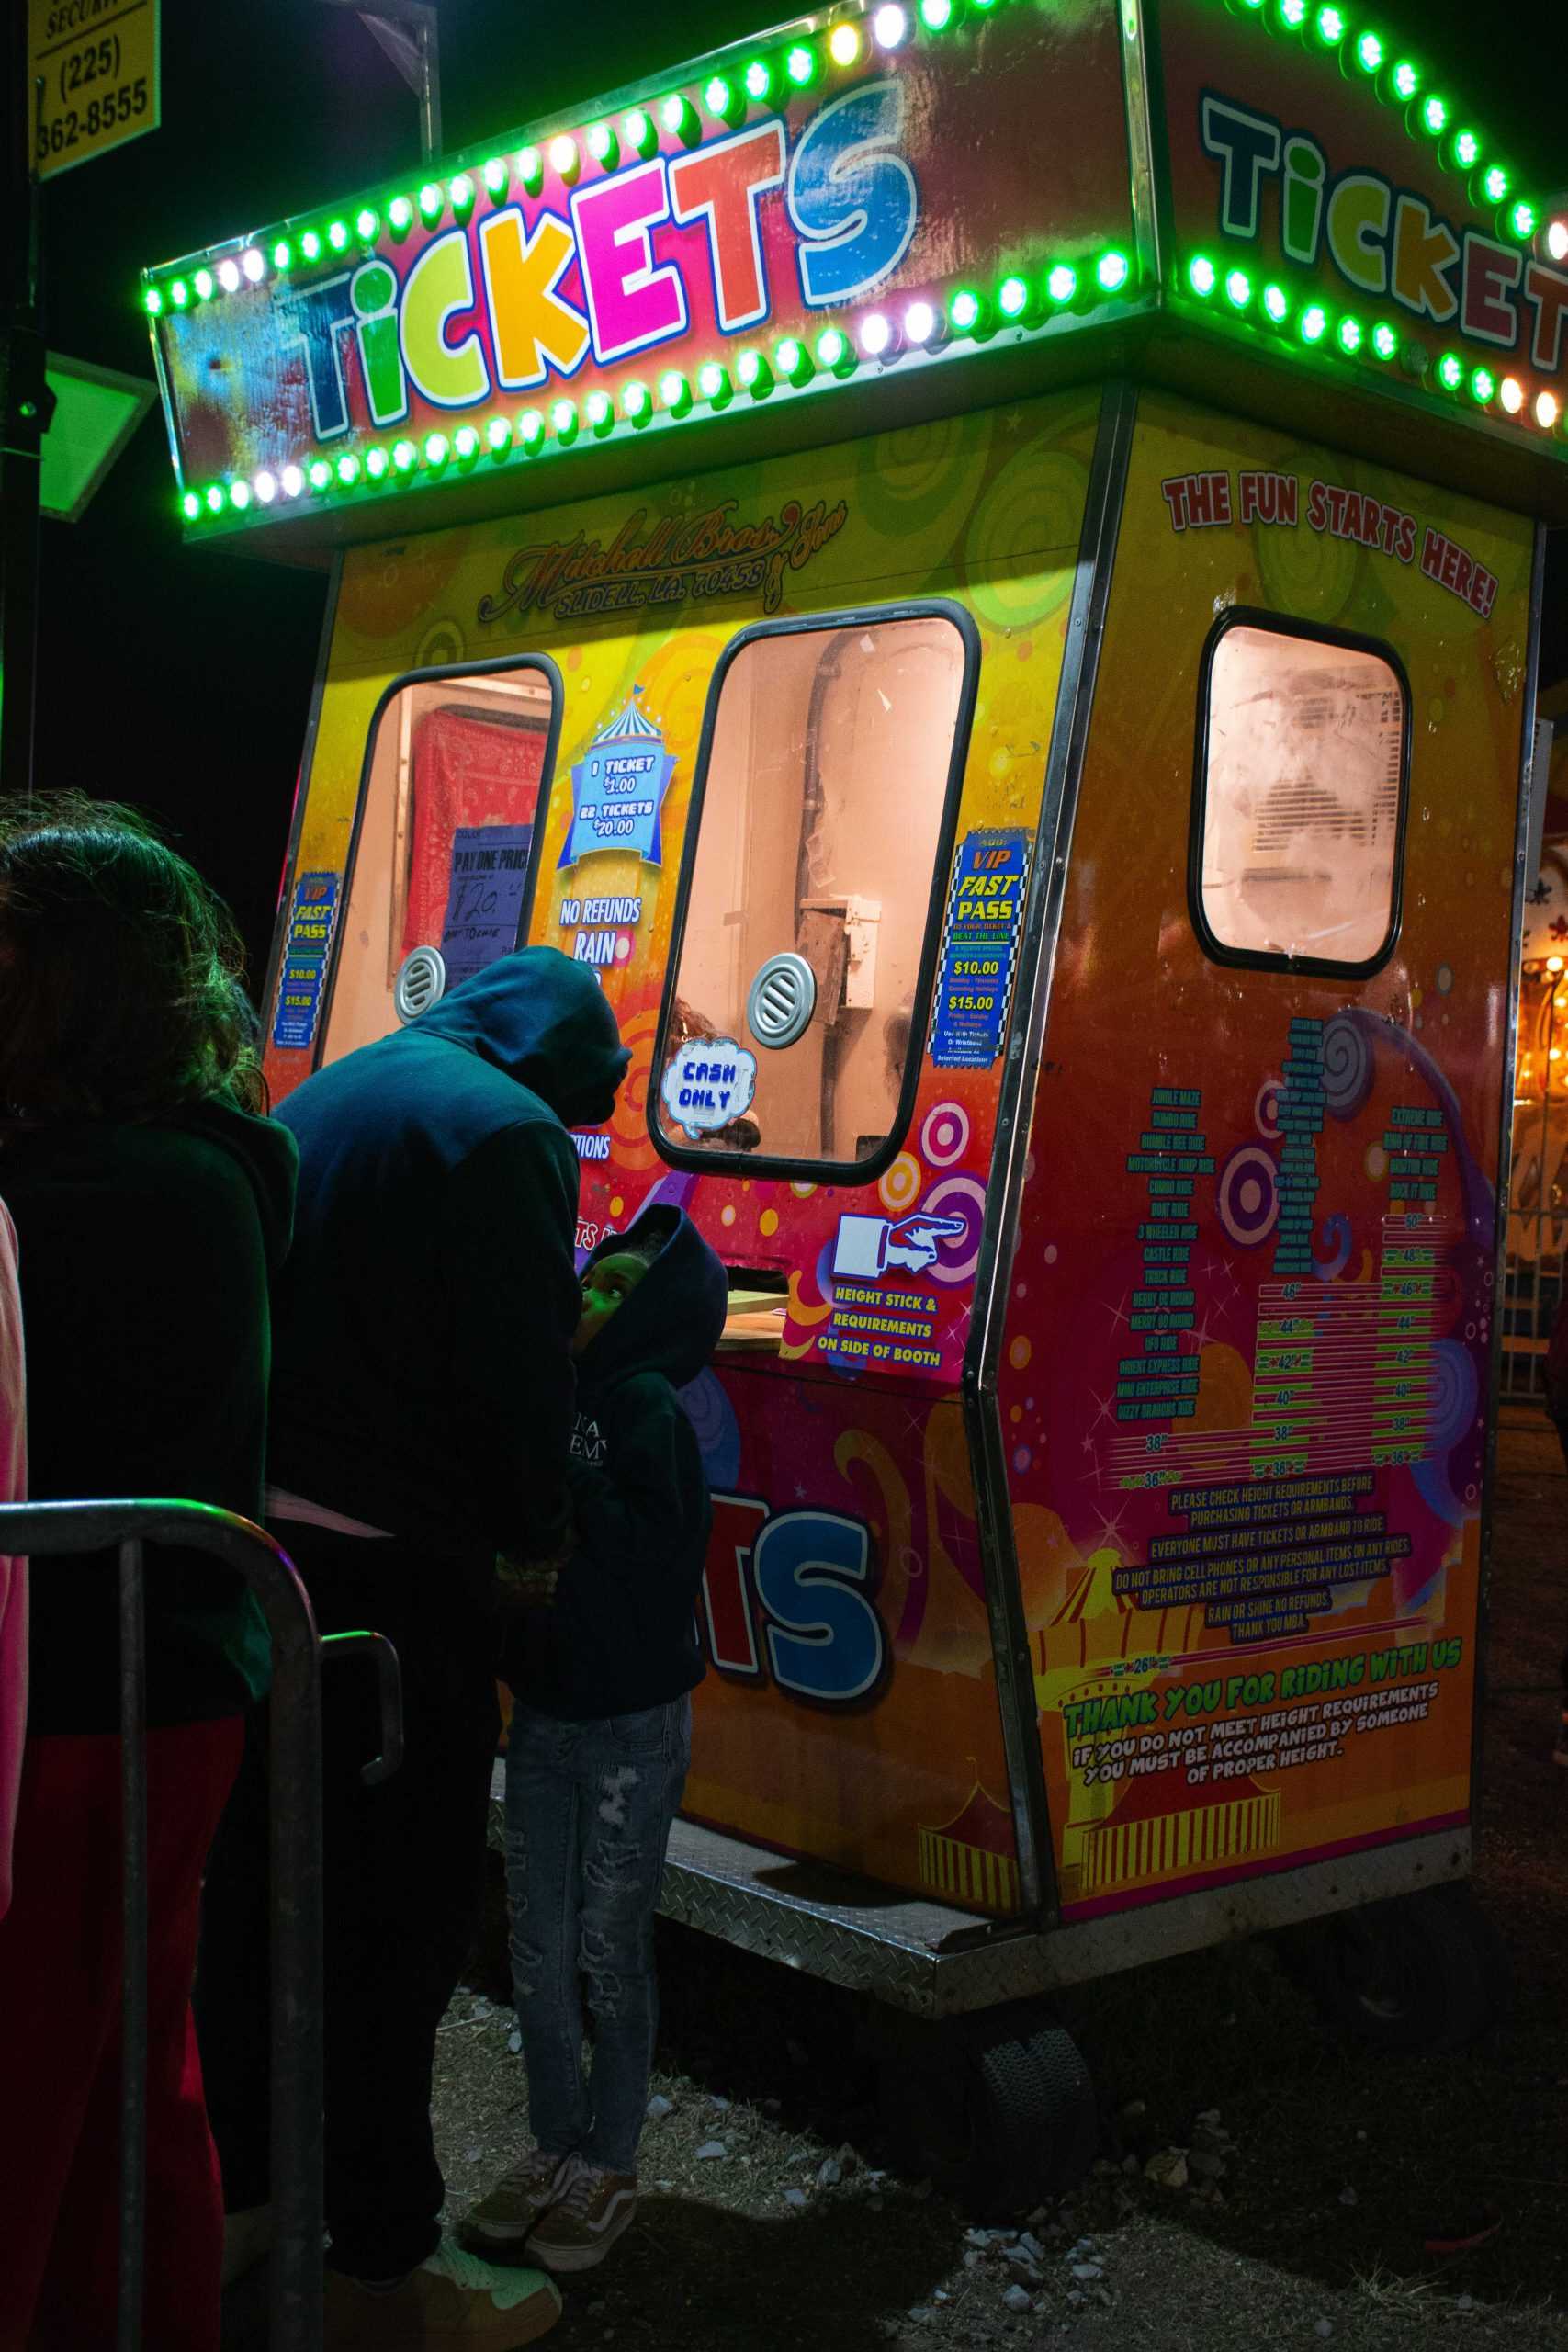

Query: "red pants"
left=0, top=1719, right=242, bottom=2352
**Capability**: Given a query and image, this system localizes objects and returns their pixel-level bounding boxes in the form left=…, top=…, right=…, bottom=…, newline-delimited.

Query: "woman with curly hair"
left=0, top=797, right=296, bottom=2351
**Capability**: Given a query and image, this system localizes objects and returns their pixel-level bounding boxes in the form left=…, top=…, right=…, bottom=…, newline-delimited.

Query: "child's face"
left=572, top=1250, right=649, bottom=1357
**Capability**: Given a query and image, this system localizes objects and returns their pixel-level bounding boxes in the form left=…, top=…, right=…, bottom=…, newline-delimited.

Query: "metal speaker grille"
left=747, top=951, right=817, bottom=1049
left=394, top=945, right=447, bottom=1024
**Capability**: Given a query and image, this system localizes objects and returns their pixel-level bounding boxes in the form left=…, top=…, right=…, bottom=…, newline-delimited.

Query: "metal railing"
left=0, top=1500, right=401, bottom=2352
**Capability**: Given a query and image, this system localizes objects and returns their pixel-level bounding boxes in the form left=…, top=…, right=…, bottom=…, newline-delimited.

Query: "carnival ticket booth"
left=145, top=0, right=1556, bottom=2204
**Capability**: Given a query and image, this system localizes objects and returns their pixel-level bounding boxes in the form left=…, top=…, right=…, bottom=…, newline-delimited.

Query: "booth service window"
left=1193, top=618, right=1408, bottom=974
left=321, top=660, right=558, bottom=1064
left=656, top=609, right=973, bottom=1176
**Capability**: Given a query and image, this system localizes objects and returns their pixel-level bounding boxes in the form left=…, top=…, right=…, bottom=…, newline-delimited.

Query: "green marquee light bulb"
left=699, top=361, right=730, bottom=401
left=661, top=95, right=698, bottom=143
left=622, top=381, right=650, bottom=421
left=453, top=425, right=479, bottom=459
left=743, top=59, right=773, bottom=100
left=170, top=279, right=189, bottom=309
left=483, top=157, right=510, bottom=196
left=1337, top=315, right=1362, bottom=353
left=355, top=208, right=379, bottom=243
left=272, top=238, right=293, bottom=268
left=387, top=198, right=412, bottom=237
left=1372, top=322, right=1398, bottom=358
left=193, top=268, right=214, bottom=300
left=423, top=432, right=449, bottom=466
left=1047, top=263, right=1078, bottom=302
left=327, top=220, right=350, bottom=252
left=623, top=110, right=655, bottom=158
left=584, top=390, right=613, bottom=428
left=1097, top=250, right=1130, bottom=292
left=1277, top=0, right=1308, bottom=25
left=519, top=145, right=545, bottom=190
left=487, top=416, right=512, bottom=449
left=998, top=275, right=1030, bottom=318
left=1300, top=303, right=1327, bottom=342
left=1354, top=30, right=1382, bottom=72
left=785, top=42, right=817, bottom=84
left=308, top=458, right=333, bottom=490
left=1224, top=267, right=1251, bottom=309
left=1438, top=351, right=1463, bottom=390
left=948, top=288, right=983, bottom=334
left=449, top=175, right=475, bottom=213
left=776, top=335, right=811, bottom=381
left=659, top=369, right=690, bottom=410
left=1263, top=282, right=1289, bottom=322
left=1391, top=60, right=1417, bottom=99
left=705, top=75, right=735, bottom=119
left=1483, top=164, right=1509, bottom=204
left=1313, top=5, right=1343, bottom=43
left=205, top=484, right=226, bottom=513
left=1452, top=130, right=1479, bottom=168
left=230, top=479, right=252, bottom=510
left=1188, top=255, right=1217, bottom=297
left=143, top=286, right=163, bottom=316
left=336, top=453, right=361, bottom=484
left=419, top=183, right=444, bottom=219
left=182, top=490, right=201, bottom=519
left=1420, top=95, right=1448, bottom=135
left=817, top=325, right=852, bottom=369
left=519, top=409, right=546, bottom=448
left=552, top=401, right=580, bottom=442
left=300, top=230, right=322, bottom=262
left=1470, top=366, right=1495, bottom=404
left=588, top=123, right=618, bottom=166
left=919, top=0, right=953, bottom=27
left=549, top=135, right=580, bottom=181
left=738, top=349, right=772, bottom=390
left=366, top=447, right=389, bottom=477
left=1509, top=199, right=1537, bottom=241
left=392, top=438, right=416, bottom=471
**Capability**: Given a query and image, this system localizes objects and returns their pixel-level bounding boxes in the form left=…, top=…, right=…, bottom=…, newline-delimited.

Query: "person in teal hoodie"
left=462, top=1203, right=727, bottom=2278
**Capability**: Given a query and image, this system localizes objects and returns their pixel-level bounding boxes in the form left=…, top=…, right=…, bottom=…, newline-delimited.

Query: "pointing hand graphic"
left=881, top=1213, right=967, bottom=1273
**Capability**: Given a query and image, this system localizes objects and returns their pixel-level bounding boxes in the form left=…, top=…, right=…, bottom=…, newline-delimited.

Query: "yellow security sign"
left=28, top=0, right=160, bottom=182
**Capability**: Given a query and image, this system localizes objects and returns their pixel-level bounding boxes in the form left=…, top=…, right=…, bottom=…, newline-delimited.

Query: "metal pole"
left=264, top=1568, right=326, bottom=2352
left=416, top=12, right=441, bottom=160
left=116, top=1540, right=150, bottom=2352
left=0, top=10, right=50, bottom=800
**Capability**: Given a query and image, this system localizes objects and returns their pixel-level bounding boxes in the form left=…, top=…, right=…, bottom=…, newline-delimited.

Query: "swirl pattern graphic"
left=920, top=1102, right=971, bottom=1168
left=1322, top=1013, right=1374, bottom=1119
left=921, top=1174, right=988, bottom=1284
left=964, top=447, right=1088, bottom=630
left=1215, top=1144, right=1280, bottom=1248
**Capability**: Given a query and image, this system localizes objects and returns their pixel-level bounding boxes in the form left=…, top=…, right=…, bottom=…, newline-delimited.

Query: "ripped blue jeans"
left=503, top=1698, right=690, bottom=2175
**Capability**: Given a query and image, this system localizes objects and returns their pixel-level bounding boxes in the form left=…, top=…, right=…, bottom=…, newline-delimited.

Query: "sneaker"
left=323, top=2237, right=561, bottom=2347
left=525, top=2158, right=638, bottom=2273
left=459, top=2148, right=571, bottom=2256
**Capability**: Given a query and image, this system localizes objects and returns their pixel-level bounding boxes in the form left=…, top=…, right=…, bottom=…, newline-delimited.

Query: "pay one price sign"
left=28, top=0, right=160, bottom=181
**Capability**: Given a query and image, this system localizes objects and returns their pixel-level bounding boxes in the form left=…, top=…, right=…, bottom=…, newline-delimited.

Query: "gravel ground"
left=228, top=1413, right=1568, bottom=2349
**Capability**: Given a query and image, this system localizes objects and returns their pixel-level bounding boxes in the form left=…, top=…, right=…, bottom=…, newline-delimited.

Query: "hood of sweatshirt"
left=178, top=1093, right=298, bottom=1273
left=412, top=945, right=631, bottom=1128
left=577, top=1204, right=729, bottom=1395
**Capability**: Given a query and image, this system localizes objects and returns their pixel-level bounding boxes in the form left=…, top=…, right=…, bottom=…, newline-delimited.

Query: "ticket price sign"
left=28, top=0, right=160, bottom=182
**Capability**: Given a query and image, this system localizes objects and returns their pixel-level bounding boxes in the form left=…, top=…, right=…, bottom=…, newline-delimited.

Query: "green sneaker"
left=323, top=2238, right=561, bottom=2347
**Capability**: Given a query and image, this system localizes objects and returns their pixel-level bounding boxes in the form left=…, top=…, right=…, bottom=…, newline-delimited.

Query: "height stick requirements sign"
left=28, top=0, right=160, bottom=182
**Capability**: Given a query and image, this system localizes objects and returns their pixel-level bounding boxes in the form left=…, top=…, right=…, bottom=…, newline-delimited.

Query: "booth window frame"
left=649, top=597, right=982, bottom=1188
left=1187, top=605, right=1413, bottom=982
left=313, top=650, right=566, bottom=1069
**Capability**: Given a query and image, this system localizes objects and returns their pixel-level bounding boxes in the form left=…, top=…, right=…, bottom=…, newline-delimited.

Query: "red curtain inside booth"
left=402, top=708, right=547, bottom=957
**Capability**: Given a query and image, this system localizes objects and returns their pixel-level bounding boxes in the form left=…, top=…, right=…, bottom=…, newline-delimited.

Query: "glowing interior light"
left=1549, top=220, right=1568, bottom=261
left=1391, top=60, right=1417, bottom=98
left=1420, top=95, right=1447, bottom=134
left=217, top=259, right=241, bottom=293
left=919, top=0, right=953, bottom=26
left=743, top=59, right=773, bottom=100
left=860, top=312, right=892, bottom=356
left=1539, top=391, right=1562, bottom=429
left=737, top=349, right=767, bottom=388
left=1337, top=314, right=1362, bottom=352
left=242, top=248, right=265, bottom=282
left=281, top=464, right=305, bottom=497
left=1452, top=130, right=1479, bottom=168
left=453, top=426, right=479, bottom=459
left=1353, top=30, right=1382, bottom=72
left=659, top=370, right=689, bottom=410
left=697, top=362, right=729, bottom=402
left=622, top=381, right=650, bottom=419
left=1263, top=282, right=1289, bottom=322
left=948, top=288, right=982, bottom=333
left=1371, top=321, right=1398, bottom=357
left=776, top=335, right=810, bottom=380
left=1278, top=0, right=1308, bottom=25
left=1313, top=5, right=1343, bottom=42
left=1483, top=164, right=1508, bottom=205
left=205, top=484, right=226, bottom=513
left=817, top=326, right=851, bottom=368
left=419, top=187, right=444, bottom=224
left=193, top=268, right=215, bottom=300
left=1499, top=375, right=1524, bottom=414
left=1470, top=366, right=1495, bottom=404
left=487, top=416, right=513, bottom=449
left=587, top=124, right=617, bottom=165
left=1225, top=268, right=1251, bottom=309
left=519, top=409, right=546, bottom=447
left=829, top=22, right=862, bottom=64
left=181, top=491, right=201, bottom=519
left=583, top=390, right=612, bottom=427
left=904, top=300, right=937, bottom=342
left=1300, top=304, right=1327, bottom=342
left=308, top=458, right=332, bottom=489
left=785, top=42, right=816, bottom=83
left=170, top=279, right=189, bottom=308
left=1437, top=351, right=1463, bottom=390
left=254, top=470, right=277, bottom=503
left=549, top=135, right=579, bottom=177
left=272, top=238, right=293, bottom=268
left=1047, top=263, right=1077, bottom=302
left=519, top=146, right=545, bottom=188
left=701, top=77, right=728, bottom=121
left=366, top=447, right=389, bottom=477
left=483, top=157, right=510, bottom=194
left=143, top=286, right=163, bottom=315
left=998, top=276, right=1030, bottom=318
left=1097, top=250, right=1130, bottom=292
left=551, top=400, right=578, bottom=437
left=300, top=231, right=322, bottom=261
left=1508, top=199, right=1536, bottom=240
left=355, top=209, right=379, bottom=243
left=621, top=113, right=651, bottom=161
left=387, top=198, right=412, bottom=235
left=874, top=5, right=909, bottom=45
left=1188, top=255, right=1217, bottom=297
left=336, top=454, right=361, bottom=484
left=449, top=175, right=474, bottom=212
left=391, top=439, right=416, bottom=471
left=423, top=433, right=449, bottom=466
left=327, top=220, right=350, bottom=252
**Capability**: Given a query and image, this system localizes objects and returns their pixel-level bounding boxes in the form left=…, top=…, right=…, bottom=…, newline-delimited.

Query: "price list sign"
left=929, top=828, right=1031, bottom=1070
left=28, top=0, right=159, bottom=182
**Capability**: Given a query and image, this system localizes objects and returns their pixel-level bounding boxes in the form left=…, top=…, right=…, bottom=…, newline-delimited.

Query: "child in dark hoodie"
left=463, top=1203, right=728, bottom=2276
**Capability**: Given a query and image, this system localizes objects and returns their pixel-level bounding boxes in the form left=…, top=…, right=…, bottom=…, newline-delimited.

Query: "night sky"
left=21, top=0, right=1566, bottom=983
